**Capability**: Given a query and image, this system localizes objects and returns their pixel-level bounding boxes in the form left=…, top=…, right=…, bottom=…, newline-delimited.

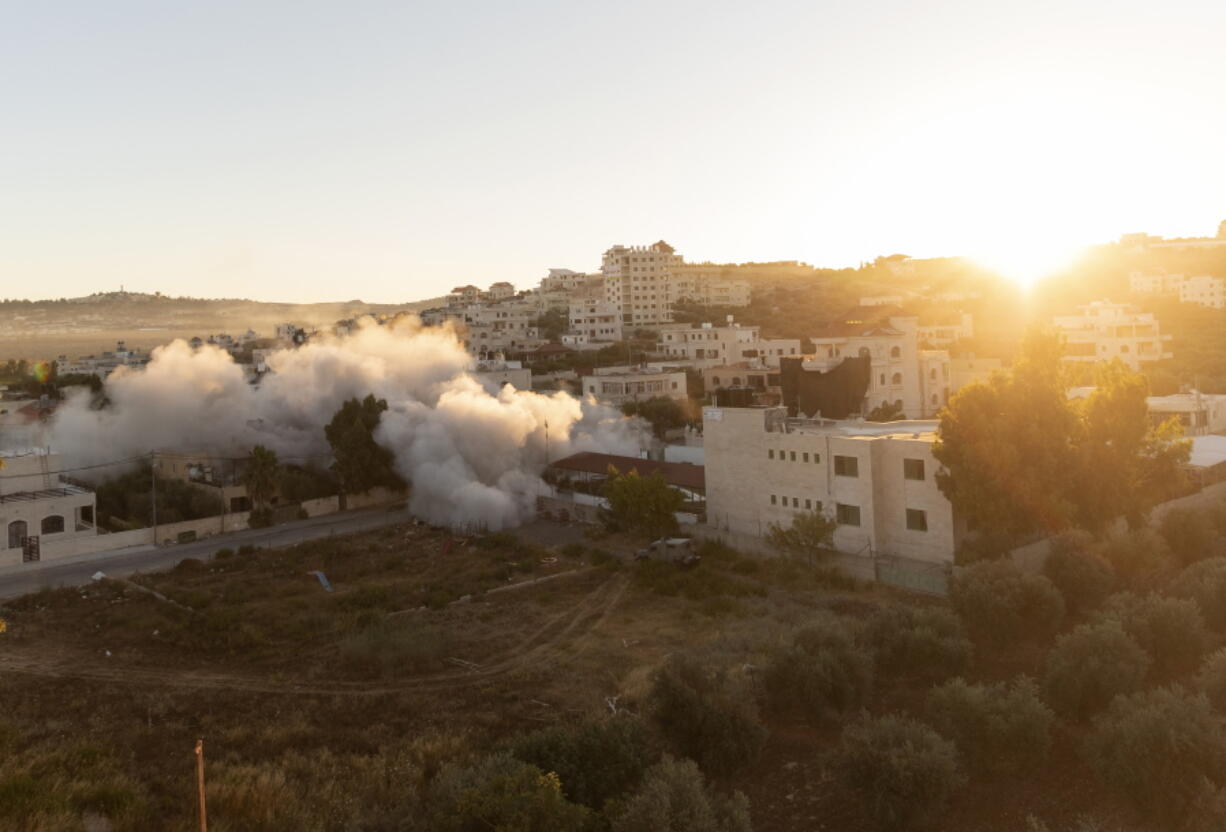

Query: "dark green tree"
left=766, top=505, right=838, bottom=567
left=242, top=445, right=280, bottom=511
left=324, top=395, right=406, bottom=495
left=602, top=469, right=683, bottom=539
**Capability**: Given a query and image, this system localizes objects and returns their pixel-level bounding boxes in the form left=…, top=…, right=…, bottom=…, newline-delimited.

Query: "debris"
left=0, top=619, right=7, bottom=635
left=529, top=699, right=552, bottom=708
left=308, top=571, right=334, bottom=592
left=606, top=696, right=620, bottom=714
left=457, top=594, right=472, bottom=603
left=105, top=650, right=112, bottom=658
left=91, top=571, right=106, bottom=582
left=540, top=556, right=558, bottom=565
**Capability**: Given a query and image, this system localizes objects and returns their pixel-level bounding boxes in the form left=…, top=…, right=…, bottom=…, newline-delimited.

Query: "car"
left=634, top=537, right=701, bottom=567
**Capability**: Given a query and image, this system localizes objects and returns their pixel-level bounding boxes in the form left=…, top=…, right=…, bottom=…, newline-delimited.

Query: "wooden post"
left=194, top=738, right=208, bottom=831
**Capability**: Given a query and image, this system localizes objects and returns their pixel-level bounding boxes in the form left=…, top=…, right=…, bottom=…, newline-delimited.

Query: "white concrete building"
left=1130, top=272, right=1226, bottom=309
left=473, top=360, right=532, bottom=392
left=918, top=313, right=974, bottom=347
left=703, top=406, right=958, bottom=565
left=486, top=281, right=517, bottom=301
left=669, top=265, right=752, bottom=307
left=539, top=268, right=592, bottom=293
left=656, top=321, right=802, bottom=369
left=581, top=366, right=688, bottom=406
left=1146, top=391, right=1226, bottom=436
left=1, top=450, right=97, bottom=563
left=809, top=314, right=950, bottom=418
left=568, top=279, right=623, bottom=343
left=1052, top=300, right=1173, bottom=371
left=601, top=241, right=686, bottom=326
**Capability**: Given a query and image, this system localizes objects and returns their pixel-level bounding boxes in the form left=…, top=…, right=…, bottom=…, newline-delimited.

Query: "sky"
left=3, top=0, right=1225, bottom=303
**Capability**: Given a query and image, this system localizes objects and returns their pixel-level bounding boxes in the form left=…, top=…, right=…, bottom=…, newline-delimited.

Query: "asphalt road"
left=0, top=505, right=415, bottom=600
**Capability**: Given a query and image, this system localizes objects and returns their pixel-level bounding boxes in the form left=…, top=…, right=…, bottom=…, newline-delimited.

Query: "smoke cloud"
left=49, top=316, right=644, bottom=529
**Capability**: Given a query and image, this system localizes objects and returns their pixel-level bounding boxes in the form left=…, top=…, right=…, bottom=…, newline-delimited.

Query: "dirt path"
left=0, top=573, right=630, bottom=697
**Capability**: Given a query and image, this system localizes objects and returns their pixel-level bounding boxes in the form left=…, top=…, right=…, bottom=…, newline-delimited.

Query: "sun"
left=968, top=239, right=1089, bottom=290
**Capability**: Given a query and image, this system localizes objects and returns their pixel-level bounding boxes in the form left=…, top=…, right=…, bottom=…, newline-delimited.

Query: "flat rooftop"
left=787, top=418, right=939, bottom=440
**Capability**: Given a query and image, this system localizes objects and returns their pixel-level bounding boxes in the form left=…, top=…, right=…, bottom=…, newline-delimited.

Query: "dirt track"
left=0, top=573, right=630, bottom=697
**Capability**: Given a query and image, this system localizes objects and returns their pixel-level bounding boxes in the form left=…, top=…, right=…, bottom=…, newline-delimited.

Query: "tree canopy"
left=602, top=468, right=683, bottom=539
left=933, top=328, right=1189, bottom=553
left=766, top=505, right=838, bottom=567
left=324, top=395, right=406, bottom=495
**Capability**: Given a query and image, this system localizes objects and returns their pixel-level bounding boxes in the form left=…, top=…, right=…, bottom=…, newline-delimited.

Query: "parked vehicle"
left=634, top=537, right=700, bottom=567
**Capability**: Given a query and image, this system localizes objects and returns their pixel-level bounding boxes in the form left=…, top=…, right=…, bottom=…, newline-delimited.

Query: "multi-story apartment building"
left=703, top=406, right=958, bottom=565
left=1146, top=391, right=1226, bottom=436
left=656, top=321, right=802, bottom=369
left=917, top=312, right=974, bottom=347
left=601, top=241, right=686, bottom=326
left=539, top=268, right=592, bottom=293
left=486, top=281, right=517, bottom=301
left=1, top=450, right=97, bottom=564
left=567, top=280, right=623, bottom=344
left=448, top=285, right=483, bottom=306
left=580, top=366, right=688, bottom=406
left=1052, top=300, right=1172, bottom=371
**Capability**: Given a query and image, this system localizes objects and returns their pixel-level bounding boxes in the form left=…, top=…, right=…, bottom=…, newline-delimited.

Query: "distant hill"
left=0, top=292, right=447, bottom=360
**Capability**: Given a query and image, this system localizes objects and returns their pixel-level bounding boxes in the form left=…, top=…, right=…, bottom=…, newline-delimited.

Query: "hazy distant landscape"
left=0, top=292, right=444, bottom=360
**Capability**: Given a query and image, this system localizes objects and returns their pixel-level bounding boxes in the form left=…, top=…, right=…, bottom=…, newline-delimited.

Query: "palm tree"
left=242, top=445, right=279, bottom=511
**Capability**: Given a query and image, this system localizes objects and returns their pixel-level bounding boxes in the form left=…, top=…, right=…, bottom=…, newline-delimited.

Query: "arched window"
left=41, top=515, right=65, bottom=535
left=732, top=377, right=742, bottom=386
left=892, top=373, right=902, bottom=384
left=879, top=374, right=886, bottom=386
left=712, top=376, right=721, bottom=386
left=7, top=520, right=27, bottom=549
left=859, top=347, right=871, bottom=358
left=929, top=368, right=937, bottom=380
left=890, top=346, right=901, bottom=358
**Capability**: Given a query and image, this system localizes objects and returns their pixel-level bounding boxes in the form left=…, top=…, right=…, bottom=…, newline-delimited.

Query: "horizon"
left=5, top=0, right=1226, bottom=303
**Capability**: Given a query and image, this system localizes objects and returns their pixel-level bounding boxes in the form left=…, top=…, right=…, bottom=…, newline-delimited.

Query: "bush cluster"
left=1097, top=592, right=1208, bottom=679
left=509, top=718, right=651, bottom=810
left=1085, top=686, right=1226, bottom=822
left=1042, top=532, right=1115, bottom=616
left=863, top=604, right=972, bottom=681
left=762, top=616, right=874, bottom=721
left=925, top=676, right=1054, bottom=772
left=950, top=560, right=1064, bottom=646
left=647, top=655, right=767, bottom=777
left=831, top=714, right=964, bottom=829
left=608, top=756, right=751, bottom=832
left=1169, top=558, right=1226, bottom=631
left=1043, top=621, right=1150, bottom=719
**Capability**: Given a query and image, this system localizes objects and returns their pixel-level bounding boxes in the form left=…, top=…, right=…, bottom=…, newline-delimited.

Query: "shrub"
left=1169, top=558, right=1226, bottom=631
left=1098, top=592, right=1208, bottom=678
left=237, top=544, right=257, bottom=556
left=1099, top=528, right=1174, bottom=589
left=609, top=755, right=751, bottom=832
left=647, top=655, right=767, bottom=777
left=509, top=718, right=651, bottom=810
left=1085, top=686, right=1226, bottom=822
left=762, top=617, right=873, bottom=721
left=213, top=547, right=235, bottom=560
left=337, top=618, right=444, bottom=677
left=831, top=713, right=965, bottom=829
left=428, top=753, right=590, bottom=832
left=1042, top=533, right=1115, bottom=616
left=248, top=506, right=274, bottom=528
left=559, top=542, right=586, bottom=559
left=1197, top=649, right=1226, bottom=712
left=1043, top=621, right=1150, bottom=719
left=950, top=560, right=1064, bottom=646
left=925, top=676, right=1054, bottom=772
left=1161, top=507, right=1222, bottom=566
left=863, top=605, right=972, bottom=680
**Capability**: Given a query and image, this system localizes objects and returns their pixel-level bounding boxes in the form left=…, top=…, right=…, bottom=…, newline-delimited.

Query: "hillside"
left=0, top=292, right=446, bottom=361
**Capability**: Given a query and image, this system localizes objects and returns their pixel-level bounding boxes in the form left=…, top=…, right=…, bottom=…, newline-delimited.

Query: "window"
left=892, top=372, right=902, bottom=385
left=771, top=495, right=777, bottom=505
left=805, top=499, right=812, bottom=509
left=906, top=509, right=929, bottom=532
left=834, top=455, right=859, bottom=477
left=790, top=451, right=796, bottom=461
left=813, top=454, right=821, bottom=464
left=778, top=452, right=786, bottom=463
left=802, top=452, right=809, bottom=463
left=768, top=449, right=774, bottom=459
left=836, top=503, right=861, bottom=526
left=890, top=346, right=901, bottom=358
left=41, top=515, right=65, bottom=535
left=792, top=497, right=799, bottom=507
left=903, top=458, right=925, bottom=480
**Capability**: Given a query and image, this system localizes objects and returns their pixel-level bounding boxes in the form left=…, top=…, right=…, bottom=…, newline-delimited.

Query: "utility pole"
left=150, top=454, right=158, bottom=545
left=195, top=738, right=208, bottom=831
left=544, top=419, right=550, bottom=464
